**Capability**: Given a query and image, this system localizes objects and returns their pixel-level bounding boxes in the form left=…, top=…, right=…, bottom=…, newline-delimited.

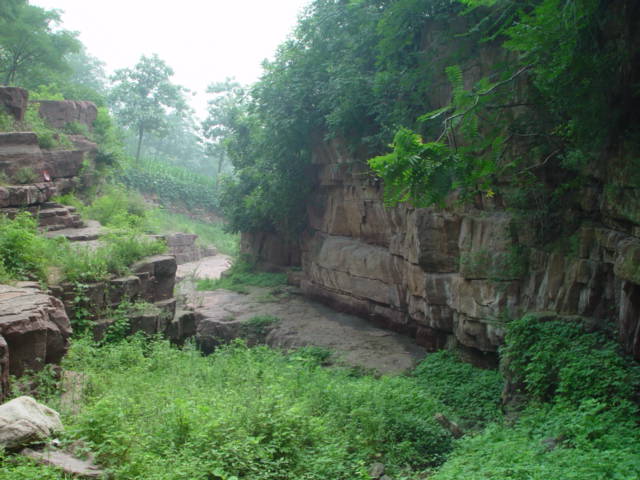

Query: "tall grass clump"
left=0, top=213, right=50, bottom=283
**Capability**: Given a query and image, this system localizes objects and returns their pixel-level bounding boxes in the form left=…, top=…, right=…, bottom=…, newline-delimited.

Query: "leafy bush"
left=413, top=351, right=503, bottom=429
left=57, top=232, right=165, bottom=283
left=0, top=212, right=49, bottom=282
left=197, top=260, right=286, bottom=293
left=12, top=167, right=38, bottom=184
left=81, top=185, right=149, bottom=231
left=502, top=314, right=640, bottom=406
left=431, top=411, right=640, bottom=480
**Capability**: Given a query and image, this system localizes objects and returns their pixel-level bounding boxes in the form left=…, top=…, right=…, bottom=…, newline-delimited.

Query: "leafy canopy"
left=0, top=2, right=80, bottom=86
left=109, top=54, right=189, bottom=161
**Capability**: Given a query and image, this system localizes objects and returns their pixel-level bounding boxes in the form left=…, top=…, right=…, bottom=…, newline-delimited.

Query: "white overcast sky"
left=31, top=0, right=311, bottom=118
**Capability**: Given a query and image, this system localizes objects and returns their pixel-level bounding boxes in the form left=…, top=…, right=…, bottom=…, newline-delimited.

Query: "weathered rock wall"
left=243, top=140, right=640, bottom=365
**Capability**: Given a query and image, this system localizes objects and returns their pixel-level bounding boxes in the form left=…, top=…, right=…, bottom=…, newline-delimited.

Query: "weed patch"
left=197, top=260, right=286, bottom=293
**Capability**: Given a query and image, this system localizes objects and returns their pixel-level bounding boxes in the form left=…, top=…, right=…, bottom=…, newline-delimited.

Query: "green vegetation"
left=147, top=209, right=238, bottom=256
left=54, top=187, right=238, bottom=256
left=120, top=157, right=218, bottom=213
left=0, top=2, right=80, bottom=86
left=412, top=350, right=503, bottom=429
left=109, top=54, right=188, bottom=161
left=431, top=314, right=640, bottom=480
left=4, top=338, right=456, bottom=479
left=0, top=212, right=50, bottom=283
left=197, top=260, right=286, bottom=294
left=212, top=0, right=639, bottom=250
left=56, top=232, right=165, bottom=284
left=0, top=211, right=165, bottom=285
left=4, top=314, right=637, bottom=479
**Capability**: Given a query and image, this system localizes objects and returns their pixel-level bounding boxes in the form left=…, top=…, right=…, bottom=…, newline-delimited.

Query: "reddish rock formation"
left=0, top=283, right=72, bottom=395
left=242, top=139, right=640, bottom=364
left=36, top=100, right=97, bottom=131
left=0, top=87, right=28, bottom=121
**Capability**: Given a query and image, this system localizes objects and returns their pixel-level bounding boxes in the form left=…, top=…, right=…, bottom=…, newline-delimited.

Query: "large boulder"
left=0, top=396, right=63, bottom=449
left=0, top=283, right=72, bottom=379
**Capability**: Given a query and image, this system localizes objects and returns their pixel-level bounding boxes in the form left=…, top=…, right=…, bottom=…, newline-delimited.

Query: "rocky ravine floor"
left=177, top=256, right=426, bottom=375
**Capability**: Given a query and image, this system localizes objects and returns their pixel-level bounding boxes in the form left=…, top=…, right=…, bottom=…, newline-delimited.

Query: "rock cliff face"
left=243, top=140, right=640, bottom=365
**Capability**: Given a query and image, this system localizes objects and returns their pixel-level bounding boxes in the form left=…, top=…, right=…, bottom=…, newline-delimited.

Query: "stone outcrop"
left=0, top=284, right=72, bottom=383
left=36, top=100, right=98, bottom=131
left=242, top=139, right=640, bottom=364
left=0, top=131, right=97, bottom=186
left=21, top=447, right=105, bottom=479
left=163, top=233, right=217, bottom=265
left=0, top=396, right=63, bottom=449
left=0, top=87, right=28, bottom=122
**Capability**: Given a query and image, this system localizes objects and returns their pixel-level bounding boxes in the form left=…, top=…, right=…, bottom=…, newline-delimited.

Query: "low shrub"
left=57, top=232, right=165, bottom=283
left=413, top=350, right=503, bottom=429
left=0, top=213, right=50, bottom=282
left=502, top=314, right=640, bottom=407
left=12, top=167, right=38, bottom=184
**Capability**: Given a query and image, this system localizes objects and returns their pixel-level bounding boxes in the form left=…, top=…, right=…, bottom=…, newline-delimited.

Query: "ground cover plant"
left=1, top=312, right=638, bottom=479
left=2, top=338, right=456, bottom=480
left=55, top=187, right=238, bottom=256
left=0, top=211, right=165, bottom=285
left=196, top=260, right=286, bottom=294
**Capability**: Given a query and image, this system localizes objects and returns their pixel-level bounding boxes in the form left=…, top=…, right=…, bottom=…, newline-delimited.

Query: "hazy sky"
left=31, top=0, right=311, bottom=118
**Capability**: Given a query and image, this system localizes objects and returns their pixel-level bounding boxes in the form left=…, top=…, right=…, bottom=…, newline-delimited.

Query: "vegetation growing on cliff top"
left=214, top=0, right=639, bottom=243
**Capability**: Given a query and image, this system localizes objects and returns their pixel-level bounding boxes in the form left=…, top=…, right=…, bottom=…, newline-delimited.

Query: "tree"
left=109, top=54, right=188, bottom=161
left=0, top=3, right=80, bottom=86
left=202, top=78, right=245, bottom=181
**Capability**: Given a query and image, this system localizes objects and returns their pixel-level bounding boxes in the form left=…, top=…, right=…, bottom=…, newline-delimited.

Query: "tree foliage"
left=110, top=54, right=189, bottom=161
left=0, top=3, right=80, bottom=86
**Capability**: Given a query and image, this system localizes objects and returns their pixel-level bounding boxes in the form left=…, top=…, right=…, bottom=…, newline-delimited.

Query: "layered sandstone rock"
left=36, top=100, right=97, bottom=131
left=242, top=140, right=640, bottom=364
left=0, top=283, right=72, bottom=381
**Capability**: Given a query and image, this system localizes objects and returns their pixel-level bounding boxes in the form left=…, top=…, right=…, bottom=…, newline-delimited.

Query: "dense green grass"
left=4, top=338, right=457, bottom=479
left=0, top=212, right=165, bottom=285
left=2, top=319, right=639, bottom=480
left=55, top=187, right=239, bottom=257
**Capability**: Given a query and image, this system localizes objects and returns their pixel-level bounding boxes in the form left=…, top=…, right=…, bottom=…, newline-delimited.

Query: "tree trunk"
left=216, top=155, right=225, bottom=184
left=135, top=125, right=144, bottom=161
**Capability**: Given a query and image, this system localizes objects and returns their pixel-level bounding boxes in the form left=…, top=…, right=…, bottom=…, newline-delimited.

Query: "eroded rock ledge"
left=242, top=140, right=640, bottom=365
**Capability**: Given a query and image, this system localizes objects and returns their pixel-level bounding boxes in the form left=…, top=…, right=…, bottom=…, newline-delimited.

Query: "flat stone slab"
left=44, top=220, right=103, bottom=242
left=190, top=288, right=426, bottom=375
left=21, top=447, right=105, bottom=479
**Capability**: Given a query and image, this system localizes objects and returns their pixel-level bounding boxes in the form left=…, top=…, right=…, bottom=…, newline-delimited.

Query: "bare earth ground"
left=177, top=256, right=426, bottom=375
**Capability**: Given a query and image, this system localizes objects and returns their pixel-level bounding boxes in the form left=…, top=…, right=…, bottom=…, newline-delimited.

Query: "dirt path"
left=177, top=256, right=426, bottom=375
